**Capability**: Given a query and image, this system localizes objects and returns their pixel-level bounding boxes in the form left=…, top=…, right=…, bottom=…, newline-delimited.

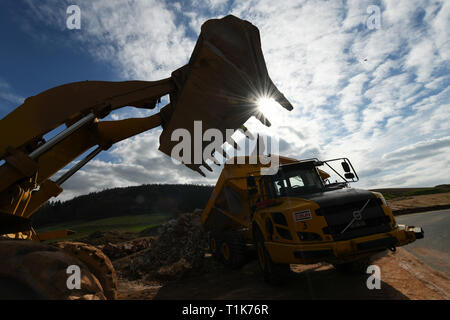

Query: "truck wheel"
left=220, top=231, right=247, bottom=269
left=254, top=228, right=289, bottom=284
left=56, top=241, right=118, bottom=299
left=0, top=239, right=106, bottom=300
left=333, top=258, right=370, bottom=275
left=208, top=233, right=221, bottom=260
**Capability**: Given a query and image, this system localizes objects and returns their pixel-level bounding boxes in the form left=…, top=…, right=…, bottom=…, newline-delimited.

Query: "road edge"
left=393, top=204, right=450, bottom=216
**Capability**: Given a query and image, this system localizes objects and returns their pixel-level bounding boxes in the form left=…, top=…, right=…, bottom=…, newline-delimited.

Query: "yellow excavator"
left=0, top=15, right=293, bottom=299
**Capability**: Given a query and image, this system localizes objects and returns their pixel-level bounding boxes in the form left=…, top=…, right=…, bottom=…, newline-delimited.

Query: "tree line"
left=32, top=184, right=214, bottom=227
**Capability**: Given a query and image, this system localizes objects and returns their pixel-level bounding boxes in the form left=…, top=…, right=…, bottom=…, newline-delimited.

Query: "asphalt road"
left=396, top=209, right=450, bottom=277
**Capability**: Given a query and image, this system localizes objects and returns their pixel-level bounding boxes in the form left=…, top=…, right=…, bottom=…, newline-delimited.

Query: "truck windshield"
left=270, top=165, right=324, bottom=197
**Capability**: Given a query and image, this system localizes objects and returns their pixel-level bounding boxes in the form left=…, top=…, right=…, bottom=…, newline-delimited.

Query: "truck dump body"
left=202, top=155, right=301, bottom=232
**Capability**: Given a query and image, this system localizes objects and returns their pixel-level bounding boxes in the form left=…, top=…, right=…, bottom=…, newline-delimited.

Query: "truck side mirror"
left=344, top=173, right=355, bottom=179
left=341, top=161, right=351, bottom=173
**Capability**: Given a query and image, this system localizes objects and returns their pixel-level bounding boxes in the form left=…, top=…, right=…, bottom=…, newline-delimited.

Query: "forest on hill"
left=32, top=184, right=214, bottom=228
left=33, top=183, right=450, bottom=228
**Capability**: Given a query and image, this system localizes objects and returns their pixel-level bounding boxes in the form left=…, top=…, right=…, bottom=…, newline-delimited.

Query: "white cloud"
left=0, top=79, right=24, bottom=114
left=23, top=0, right=195, bottom=80
left=17, top=0, right=450, bottom=200
left=406, top=38, right=438, bottom=82
left=383, top=136, right=450, bottom=161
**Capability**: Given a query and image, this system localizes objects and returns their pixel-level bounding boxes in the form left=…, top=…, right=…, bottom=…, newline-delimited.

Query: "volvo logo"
left=341, top=199, right=371, bottom=234
left=352, top=209, right=362, bottom=221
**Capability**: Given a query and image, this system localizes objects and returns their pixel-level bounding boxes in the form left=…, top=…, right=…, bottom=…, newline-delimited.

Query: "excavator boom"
left=0, top=15, right=293, bottom=239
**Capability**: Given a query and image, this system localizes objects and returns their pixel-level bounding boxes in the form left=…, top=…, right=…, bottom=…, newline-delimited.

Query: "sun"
left=257, top=97, right=281, bottom=124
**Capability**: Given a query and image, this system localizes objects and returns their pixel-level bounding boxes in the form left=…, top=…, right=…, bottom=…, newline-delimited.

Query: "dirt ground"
left=115, top=247, right=450, bottom=300
left=94, top=195, right=450, bottom=300
left=388, top=192, right=450, bottom=212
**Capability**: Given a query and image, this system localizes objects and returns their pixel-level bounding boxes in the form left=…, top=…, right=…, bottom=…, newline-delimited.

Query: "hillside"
left=32, top=184, right=450, bottom=229
left=371, top=185, right=450, bottom=200
left=32, top=184, right=214, bottom=228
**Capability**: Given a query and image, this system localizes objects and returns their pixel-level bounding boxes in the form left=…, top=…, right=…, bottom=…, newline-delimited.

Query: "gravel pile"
left=130, top=209, right=208, bottom=279
left=98, top=238, right=153, bottom=260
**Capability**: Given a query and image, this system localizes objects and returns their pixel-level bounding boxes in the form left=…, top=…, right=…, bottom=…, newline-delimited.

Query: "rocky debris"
left=68, top=293, right=105, bottom=300
left=0, top=239, right=106, bottom=300
left=98, top=238, right=153, bottom=261
left=79, top=230, right=138, bottom=246
left=139, top=225, right=161, bottom=237
left=116, top=279, right=162, bottom=300
left=156, top=258, right=193, bottom=280
left=130, top=210, right=208, bottom=280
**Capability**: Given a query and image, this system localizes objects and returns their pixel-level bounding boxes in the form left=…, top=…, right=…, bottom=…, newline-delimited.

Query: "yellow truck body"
left=202, top=155, right=423, bottom=282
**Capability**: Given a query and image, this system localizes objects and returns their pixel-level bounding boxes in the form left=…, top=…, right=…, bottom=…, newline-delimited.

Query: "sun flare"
left=257, top=97, right=281, bottom=124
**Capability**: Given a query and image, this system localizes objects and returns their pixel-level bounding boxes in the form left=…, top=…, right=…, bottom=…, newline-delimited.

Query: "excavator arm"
left=0, top=15, right=294, bottom=239
left=0, top=79, right=172, bottom=237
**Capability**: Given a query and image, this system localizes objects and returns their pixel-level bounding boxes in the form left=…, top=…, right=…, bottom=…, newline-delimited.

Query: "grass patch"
left=36, top=213, right=168, bottom=242
left=371, top=185, right=450, bottom=200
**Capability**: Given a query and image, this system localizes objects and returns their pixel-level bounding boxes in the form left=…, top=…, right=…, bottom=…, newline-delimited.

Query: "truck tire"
left=208, top=232, right=221, bottom=260
left=56, top=241, right=118, bottom=300
left=333, top=258, right=371, bottom=275
left=219, top=231, right=247, bottom=269
left=0, top=239, right=106, bottom=300
left=254, top=227, right=290, bottom=284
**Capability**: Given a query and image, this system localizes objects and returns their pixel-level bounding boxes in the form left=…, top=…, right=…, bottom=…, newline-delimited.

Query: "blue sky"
left=0, top=2, right=116, bottom=108
left=0, top=0, right=449, bottom=201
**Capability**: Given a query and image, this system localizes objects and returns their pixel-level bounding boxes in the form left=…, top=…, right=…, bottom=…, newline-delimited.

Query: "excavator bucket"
left=158, top=15, right=293, bottom=175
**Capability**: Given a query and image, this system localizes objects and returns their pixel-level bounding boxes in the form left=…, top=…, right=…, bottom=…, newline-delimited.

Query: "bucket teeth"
left=202, top=161, right=213, bottom=172
left=207, top=154, right=221, bottom=166
left=273, top=91, right=294, bottom=111
left=218, top=146, right=229, bottom=160
left=226, top=137, right=241, bottom=151
left=190, top=165, right=206, bottom=177
left=239, top=125, right=255, bottom=140
left=254, top=111, right=271, bottom=127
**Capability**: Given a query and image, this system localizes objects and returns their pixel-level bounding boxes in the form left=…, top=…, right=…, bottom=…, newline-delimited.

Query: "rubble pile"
left=131, top=210, right=208, bottom=279
left=80, top=230, right=138, bottom=246
left=98, top=238, right=153, bottom=260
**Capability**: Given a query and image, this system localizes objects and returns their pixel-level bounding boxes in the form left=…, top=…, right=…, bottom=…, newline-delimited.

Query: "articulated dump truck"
left=202, top=156, right=424, bottom=283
